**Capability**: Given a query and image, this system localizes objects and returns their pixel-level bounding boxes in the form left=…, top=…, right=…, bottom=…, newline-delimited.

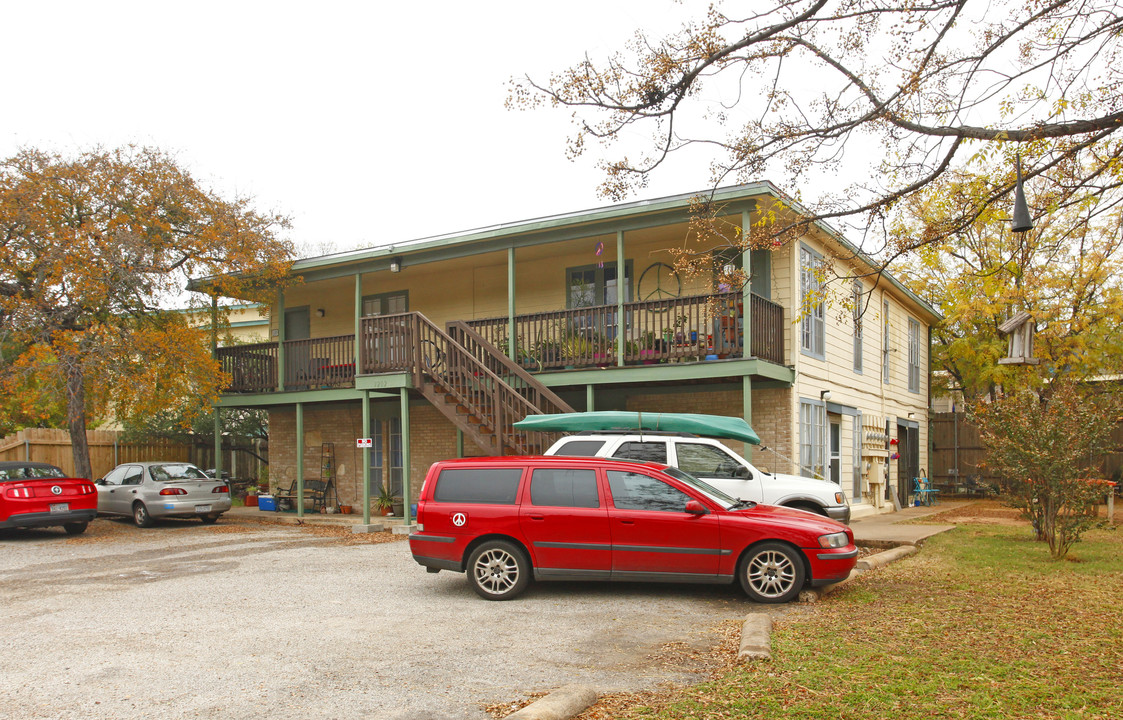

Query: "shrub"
left=972, top=380, right=1116, bottom=559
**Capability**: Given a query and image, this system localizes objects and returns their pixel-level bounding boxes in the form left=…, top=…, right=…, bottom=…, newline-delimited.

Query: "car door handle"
left=619, top=519, right=635, bottom=525
left=528, top=515, right=545, bottom=521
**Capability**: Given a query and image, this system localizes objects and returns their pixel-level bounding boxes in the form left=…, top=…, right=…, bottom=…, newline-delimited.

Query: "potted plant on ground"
left=244, top=485, right=260, bottom=507
left=375, top=485, right=394, bottom=516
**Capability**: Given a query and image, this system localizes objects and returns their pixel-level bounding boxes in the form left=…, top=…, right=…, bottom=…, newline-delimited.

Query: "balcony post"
left=617, top=230, right=625, bottom=367
left=354, top=274, right=363, bottom=372
left=277, top=289, right=286, bottom=392
left=743, top=375, right=753, bottom=461
left=742, top=210, right=752, bottom=360
left=507, top=247, right=516, bottom=362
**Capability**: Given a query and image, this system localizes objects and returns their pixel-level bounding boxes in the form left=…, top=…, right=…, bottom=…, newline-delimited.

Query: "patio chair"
left=912, top=476, right=939, bottom=506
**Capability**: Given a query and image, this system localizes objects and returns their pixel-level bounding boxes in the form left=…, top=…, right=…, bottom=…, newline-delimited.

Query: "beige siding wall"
left=784, top=230, right=931, bottom=506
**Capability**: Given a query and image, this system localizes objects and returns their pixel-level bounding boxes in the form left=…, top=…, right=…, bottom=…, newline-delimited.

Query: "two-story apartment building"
left=191, top=183, right=940, bottom=522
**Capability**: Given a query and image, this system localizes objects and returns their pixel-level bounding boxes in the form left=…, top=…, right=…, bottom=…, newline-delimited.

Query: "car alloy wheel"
left=133, top=502, right=155, bottom=528
left=466, top=540, right=530, bottom=600
left=738, top=541, right=805, bottom=603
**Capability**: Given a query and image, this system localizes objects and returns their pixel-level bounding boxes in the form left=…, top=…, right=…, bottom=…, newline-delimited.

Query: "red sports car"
left=0, top=461, right=98, bottom=535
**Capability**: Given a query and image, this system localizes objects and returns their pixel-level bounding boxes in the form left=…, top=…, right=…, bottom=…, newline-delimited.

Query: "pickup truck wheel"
left=466, top=540, right=530, bottom=600
left=784, top=502, right=827, bottom=517
left=738, top=542, right=806, bottom=603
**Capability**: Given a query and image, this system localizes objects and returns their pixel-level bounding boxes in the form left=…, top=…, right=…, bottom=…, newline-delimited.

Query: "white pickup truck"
left=545, top=432, right=850, bottom=524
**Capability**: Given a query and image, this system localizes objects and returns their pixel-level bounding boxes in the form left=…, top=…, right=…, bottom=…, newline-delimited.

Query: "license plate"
left=49, top=503, right=69, bottom=514
left=195, top=505, right=212, bottom=513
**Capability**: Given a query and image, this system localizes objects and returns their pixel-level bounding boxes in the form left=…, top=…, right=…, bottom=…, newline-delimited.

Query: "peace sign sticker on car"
left=452, top=512, right=467, bottom=527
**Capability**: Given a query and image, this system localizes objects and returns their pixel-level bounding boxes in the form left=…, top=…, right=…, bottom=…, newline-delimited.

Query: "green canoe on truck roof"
left=512, top=411, right=761, bottom=445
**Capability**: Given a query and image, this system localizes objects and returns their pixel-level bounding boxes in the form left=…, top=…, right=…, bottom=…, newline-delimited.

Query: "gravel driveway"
left=0, top=517, right=778, bottom=719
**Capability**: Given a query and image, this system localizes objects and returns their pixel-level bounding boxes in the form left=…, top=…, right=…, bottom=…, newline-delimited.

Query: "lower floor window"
left=799, top=401, right=826, bottom=480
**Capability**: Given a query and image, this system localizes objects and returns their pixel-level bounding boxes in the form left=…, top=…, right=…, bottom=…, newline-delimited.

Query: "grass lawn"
left=576, top=502, right=1122, bottom=719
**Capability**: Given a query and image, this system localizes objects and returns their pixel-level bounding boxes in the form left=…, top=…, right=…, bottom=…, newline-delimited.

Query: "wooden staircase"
left=394, top=313, right=574, bottom=455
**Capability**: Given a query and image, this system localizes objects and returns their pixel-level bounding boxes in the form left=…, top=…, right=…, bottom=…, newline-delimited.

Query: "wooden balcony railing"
left=464, top=290, right=785, bottom=368
left=217, top=342, right=278, bottom=393
left=283, top=334, right=357, bottom=390
left=218, top=292, right=786, bottom=393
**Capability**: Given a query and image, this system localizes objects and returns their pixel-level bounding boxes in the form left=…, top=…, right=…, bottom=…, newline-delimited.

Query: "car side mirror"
left=95, top=478, right=105, bottom=485
left=684, top=500, right=709, bottom=515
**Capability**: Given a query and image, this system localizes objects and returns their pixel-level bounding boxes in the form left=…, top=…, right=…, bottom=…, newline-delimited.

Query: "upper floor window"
left=799, top=245, right=825, bottom=358
left=852, top=281, right=863, bottom=373
left=882, top=299, right=891, bottom=384
left=908, top=317, right=922, bottom=393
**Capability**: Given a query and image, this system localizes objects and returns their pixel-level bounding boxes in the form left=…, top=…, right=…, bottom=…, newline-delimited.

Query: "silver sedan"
left=95, top=462, right=232, bottom=527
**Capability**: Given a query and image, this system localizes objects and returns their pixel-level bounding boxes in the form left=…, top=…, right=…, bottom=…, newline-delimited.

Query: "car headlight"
left=818, top=531, right=849, bottom=549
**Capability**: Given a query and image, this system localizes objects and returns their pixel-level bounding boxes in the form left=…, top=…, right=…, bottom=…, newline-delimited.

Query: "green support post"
left=743, top=375, right=753, bottom=461
left=742, top=209, right=752, bottom=361
left=354, top=274, right=363, bottom=371
left=295, top=402, right=304, bottom=519
left=400, top=388, right=412, bottom=525
left=213, top=408, right=222, bottom=482
left=362, top=391, right=371, bottom=524
left=277, top=289, right=286, bottom=392
left=616, top=230, right=625, bottom=367
left=586, top=385, right=595, bottom=412
left=456, top=429, right=464, bottom=459
left=507, top=247, right=516, bottom=362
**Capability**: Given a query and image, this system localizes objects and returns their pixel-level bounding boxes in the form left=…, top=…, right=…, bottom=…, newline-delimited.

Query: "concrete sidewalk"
left=849, top=500, right=968, bottom=546
left=224, top=504, right=411, bottom=531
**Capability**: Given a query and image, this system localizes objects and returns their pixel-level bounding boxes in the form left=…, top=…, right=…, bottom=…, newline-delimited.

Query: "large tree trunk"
left=65, top=362, right=93, bottom=480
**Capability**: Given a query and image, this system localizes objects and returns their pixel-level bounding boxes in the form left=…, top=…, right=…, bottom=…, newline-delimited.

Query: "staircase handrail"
left=445, top=320, right=574, bottom=415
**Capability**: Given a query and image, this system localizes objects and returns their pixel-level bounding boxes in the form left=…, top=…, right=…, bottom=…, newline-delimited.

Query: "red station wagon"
left=408, top=456, right=858, bottom=602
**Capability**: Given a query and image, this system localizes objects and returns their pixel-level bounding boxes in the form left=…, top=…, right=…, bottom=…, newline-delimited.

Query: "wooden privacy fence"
left=0, top=428, right=192, bottom=480
left=930, top=412, right=1123, bottom=494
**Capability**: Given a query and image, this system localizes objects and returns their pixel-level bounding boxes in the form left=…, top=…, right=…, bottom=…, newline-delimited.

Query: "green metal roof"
left=188, top=182, right=941, bottom=321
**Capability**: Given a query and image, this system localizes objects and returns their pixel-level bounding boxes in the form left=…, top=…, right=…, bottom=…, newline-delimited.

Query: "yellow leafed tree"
left=0, top=146, right=294, bottom=479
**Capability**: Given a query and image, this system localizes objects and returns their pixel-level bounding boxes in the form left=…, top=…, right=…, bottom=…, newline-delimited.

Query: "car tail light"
left=212, top=485, right=229, bottom=494
left=5, top=487, right=32, bottom=498
left=159, top=487, right=188, bottom=496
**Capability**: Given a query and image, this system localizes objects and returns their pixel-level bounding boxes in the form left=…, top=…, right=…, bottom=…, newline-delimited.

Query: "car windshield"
left=149, top=464, right=209, bottom=482
left=0, top=464, right=66, bottom=482
left=663, top=467, right=741, bottom=509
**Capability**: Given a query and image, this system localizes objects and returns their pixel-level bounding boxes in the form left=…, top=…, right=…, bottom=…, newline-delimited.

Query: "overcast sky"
left=2, top=1, right=708, bottom=256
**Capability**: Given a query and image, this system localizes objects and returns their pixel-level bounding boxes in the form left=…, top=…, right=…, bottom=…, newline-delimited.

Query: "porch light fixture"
left=907, top=412, right=915, bottom=419
left=316, top=308, right=325, bottom=318
left=820, top=390, right=831, bottom=401
left=390, top=258, right=402, bottom=273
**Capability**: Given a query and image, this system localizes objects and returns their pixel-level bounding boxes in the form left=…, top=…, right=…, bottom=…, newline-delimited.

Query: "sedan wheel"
left=199, top=515, right=218, bottom=525
left=738, top=541, right=806, bottom=603
left=133, top=502, right=155, bottom=528
left=466, top=540, right=530, bottom=600
left=63, top=522, right=88, bottom=535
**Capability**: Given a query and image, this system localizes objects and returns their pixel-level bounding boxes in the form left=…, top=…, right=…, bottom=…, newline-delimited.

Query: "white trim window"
left=799, top=245, right=825, bottom=358
left=799, top=400, right=826, bottom=479
left=908, top=317, right=922, bottom=393
left=852, top=281, right=863, bottom=373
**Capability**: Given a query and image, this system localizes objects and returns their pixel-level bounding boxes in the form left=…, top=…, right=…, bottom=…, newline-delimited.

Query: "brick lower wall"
left=267, top=384, right=797, bottom=511
left=624, top=386, right=794, bottom=473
